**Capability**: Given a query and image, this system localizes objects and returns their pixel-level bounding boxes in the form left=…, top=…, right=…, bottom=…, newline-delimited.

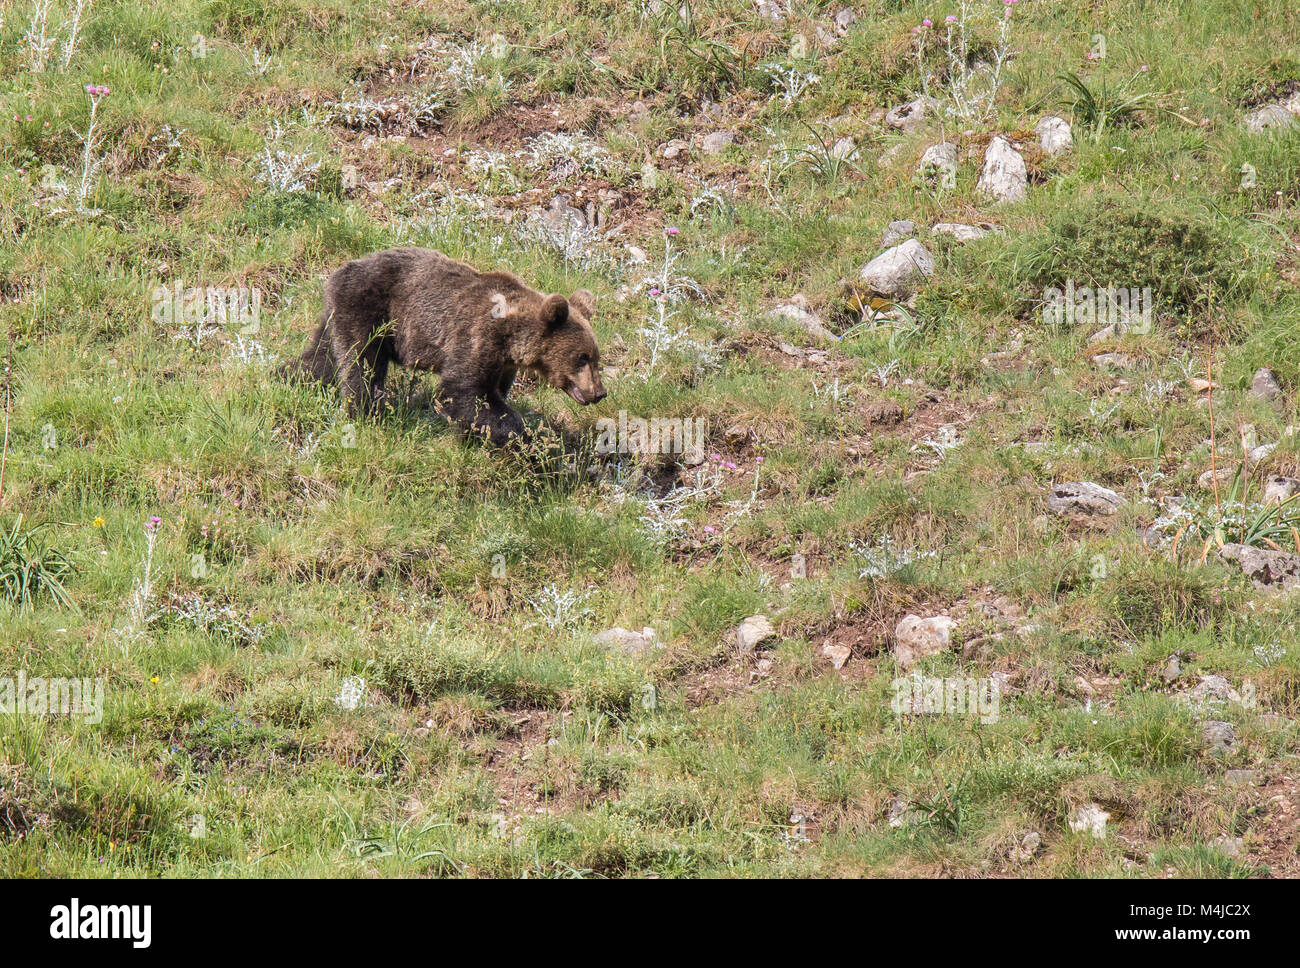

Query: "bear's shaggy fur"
left=281, top=248, right=606, bottom=445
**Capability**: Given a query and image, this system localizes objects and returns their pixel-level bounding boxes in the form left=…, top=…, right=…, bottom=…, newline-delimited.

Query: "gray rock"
left=767, top=295, right=840, bottom=341
left=660, top=139, right=689, bottom=160
left=594, top=626, right=661, bottom=656
left=1010, top=830, right=1041, bottom=863
left=885, top=96, right=939, bottom=133
left=976, top=136, right=1028, bottom=203
left=1178, top=674, right=1242, bottom=710
left=1263, top=475, right=1300, bottom=505
left=881, top=219, right=915, bottom=246
left=735, top=614, right=777, bottom=653
left=1047, top=481, right=1125, bottom=518
left=701, top=130, right=735, bottom=155
left=894, top=613, right=955, bottom=668
left=1212, top=835, right=1244, bottom=858
left=931, top=222, right=989, bottom=241
left=858, top=239, right=935, bottom=298
left=830, top=136, right=858, bottom=160
left=1217, top=543, right=1300, bottom=590
left=833, top=7, right=858, bottom=31
left=1250, top=367, right=1283, bottom=407
left=1092, top=352, right=1135, bottom=369
left=916, top=141, right=958, bottom=183
left=1035, top=115, right=1073, bottom=156
left=1244, top=103, right=1298, bottom=134
left=1202, top=720, right=1235, bottom=751
left=1198, top=466, right=1238, bottom=489
left=1068, top=803, right=1110, bottom=839
left=1224, top=769, right=1257, bottom=786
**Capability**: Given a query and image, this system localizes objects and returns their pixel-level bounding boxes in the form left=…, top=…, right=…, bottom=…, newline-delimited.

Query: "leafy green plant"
left=1057, top=69, right=1152, bottom=141
left=0, top=515, right=74, bottom=611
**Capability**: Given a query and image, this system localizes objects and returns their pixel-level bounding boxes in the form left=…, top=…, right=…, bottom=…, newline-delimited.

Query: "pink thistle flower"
left=945, top=15, right=957, bottom=22
left=922, top=19, right=932, bottom=27
left=665, top=226, right=679, bottom=236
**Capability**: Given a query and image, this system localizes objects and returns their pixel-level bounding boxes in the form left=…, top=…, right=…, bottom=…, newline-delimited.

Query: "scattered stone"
left=1047, top=481, right=1125, bottom=518
left=830, top=136, right=857, bottom=160
left=822, top=642, right=852, bottom=669
left=885, top=96, right=939, bottom=133
left=1224, top=769, right=1257, bottom=786
left=1035, top=115, right=1073, bottom=156
left=735, top=614, right=777, bottom=653
left=660, top=139, right=689, bottom=160
left=1178, top=674, right=1242, bottom=711
left=976, top=136, right=1028, bottom=203
left=917, top=140, right=958, bottom=178
left=1092, top=352, right=1134, bottom=369
left=833, top=7, right=858, bottom=31
left=858, top=239, right=935, bottom=299
left=1198, top=466, right=1239, bottom=489
left=894, top=613, right=955, bottom=668
left=1217, top=543, right=1300, bottom=590
left=881, top=219, right=915, bottom=246
left=1211, top=835, right=1244, bottom=858
left=931, top=222, right=989, bottom=241
left=1068, top=803, right=1110, bottom=839
left=1244, top=102, right=1298, bottom=134
left=1263, top=476, right=1300, bottom=505
left=1202, top=720, right=1236, bottom=752
left=1250, top=367, right=1283, bottom=408
left=594, top=626, right=661, bottom=657
left=1010, top=830, right=1041, bottom=864
left=701, top=130, right=735, bottom=155
left=767, top=294, right=840, bottom=341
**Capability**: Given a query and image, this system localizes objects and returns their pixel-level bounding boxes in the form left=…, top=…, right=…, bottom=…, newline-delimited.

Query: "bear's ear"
left=540, top=293, right=569, bottom=331
left=569, top=289, right=596, bottom=318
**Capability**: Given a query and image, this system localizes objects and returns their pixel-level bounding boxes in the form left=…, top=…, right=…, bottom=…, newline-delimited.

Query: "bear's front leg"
left=438, top=381, right=527, bottom=447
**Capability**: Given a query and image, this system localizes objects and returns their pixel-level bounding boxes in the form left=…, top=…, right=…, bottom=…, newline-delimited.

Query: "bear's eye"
left=577, top=353, right=591, bottom=367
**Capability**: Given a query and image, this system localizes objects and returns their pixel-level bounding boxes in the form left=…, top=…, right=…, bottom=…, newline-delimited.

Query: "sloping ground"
left=0, top=0, right=1297, bottom=877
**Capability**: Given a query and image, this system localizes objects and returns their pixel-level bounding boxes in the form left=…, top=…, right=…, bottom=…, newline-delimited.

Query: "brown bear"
left=280, top=248, right=606, bottom=445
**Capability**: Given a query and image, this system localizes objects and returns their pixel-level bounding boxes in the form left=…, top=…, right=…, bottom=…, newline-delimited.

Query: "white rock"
left=830, top=136, right=857, bottom=160
left=822, top=643, right=852, bottom=669
left=767, top=295, right=839, bottom=341
left=1047, top=482, right=1124, bottom=517
left=1263, top=475, right=1300, bottom=504
left=1251, top=367, right=1283, bottom=406
left=976, top=136, right=1028, bottom=203
left=894, top=614, right=955, bottom=668
left=1010, top=831, right=1041, bottom=863
left=858, top=239, right=935, bottom=298
left=1035, top=116, right=1073, bottom=156
left=594, top=626, right=661, bottom=656
left=885, top=96, right=939, bottom=133
left=735, top=614, right=777, bottom=652
left=701, top=130, right=735, bottom=155
left=917, top=140, right=957, bottom=178
left=881, top=219, right=915, bottom=246
left=1068, top=803, right=1110, bottom=839
left=1202, top=720, right=1235, bottom=751
left=931, top=222, right=989, bottom=241
left=1244, top=103, right=1297, bottom=134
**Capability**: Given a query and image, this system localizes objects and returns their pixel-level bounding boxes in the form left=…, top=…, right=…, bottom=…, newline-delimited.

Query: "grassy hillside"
left=1, top=0, right=1298, bottom=877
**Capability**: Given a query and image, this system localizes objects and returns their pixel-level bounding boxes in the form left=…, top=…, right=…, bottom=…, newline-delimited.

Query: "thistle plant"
left=915, top=0, right=1019, bottom=124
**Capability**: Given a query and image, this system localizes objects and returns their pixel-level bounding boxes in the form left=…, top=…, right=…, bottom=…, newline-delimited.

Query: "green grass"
left=0, top=0, right=1298, bottom=878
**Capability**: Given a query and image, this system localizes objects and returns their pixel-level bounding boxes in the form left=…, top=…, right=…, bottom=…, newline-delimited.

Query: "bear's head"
left=535, top=290, right=606, bottom=405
